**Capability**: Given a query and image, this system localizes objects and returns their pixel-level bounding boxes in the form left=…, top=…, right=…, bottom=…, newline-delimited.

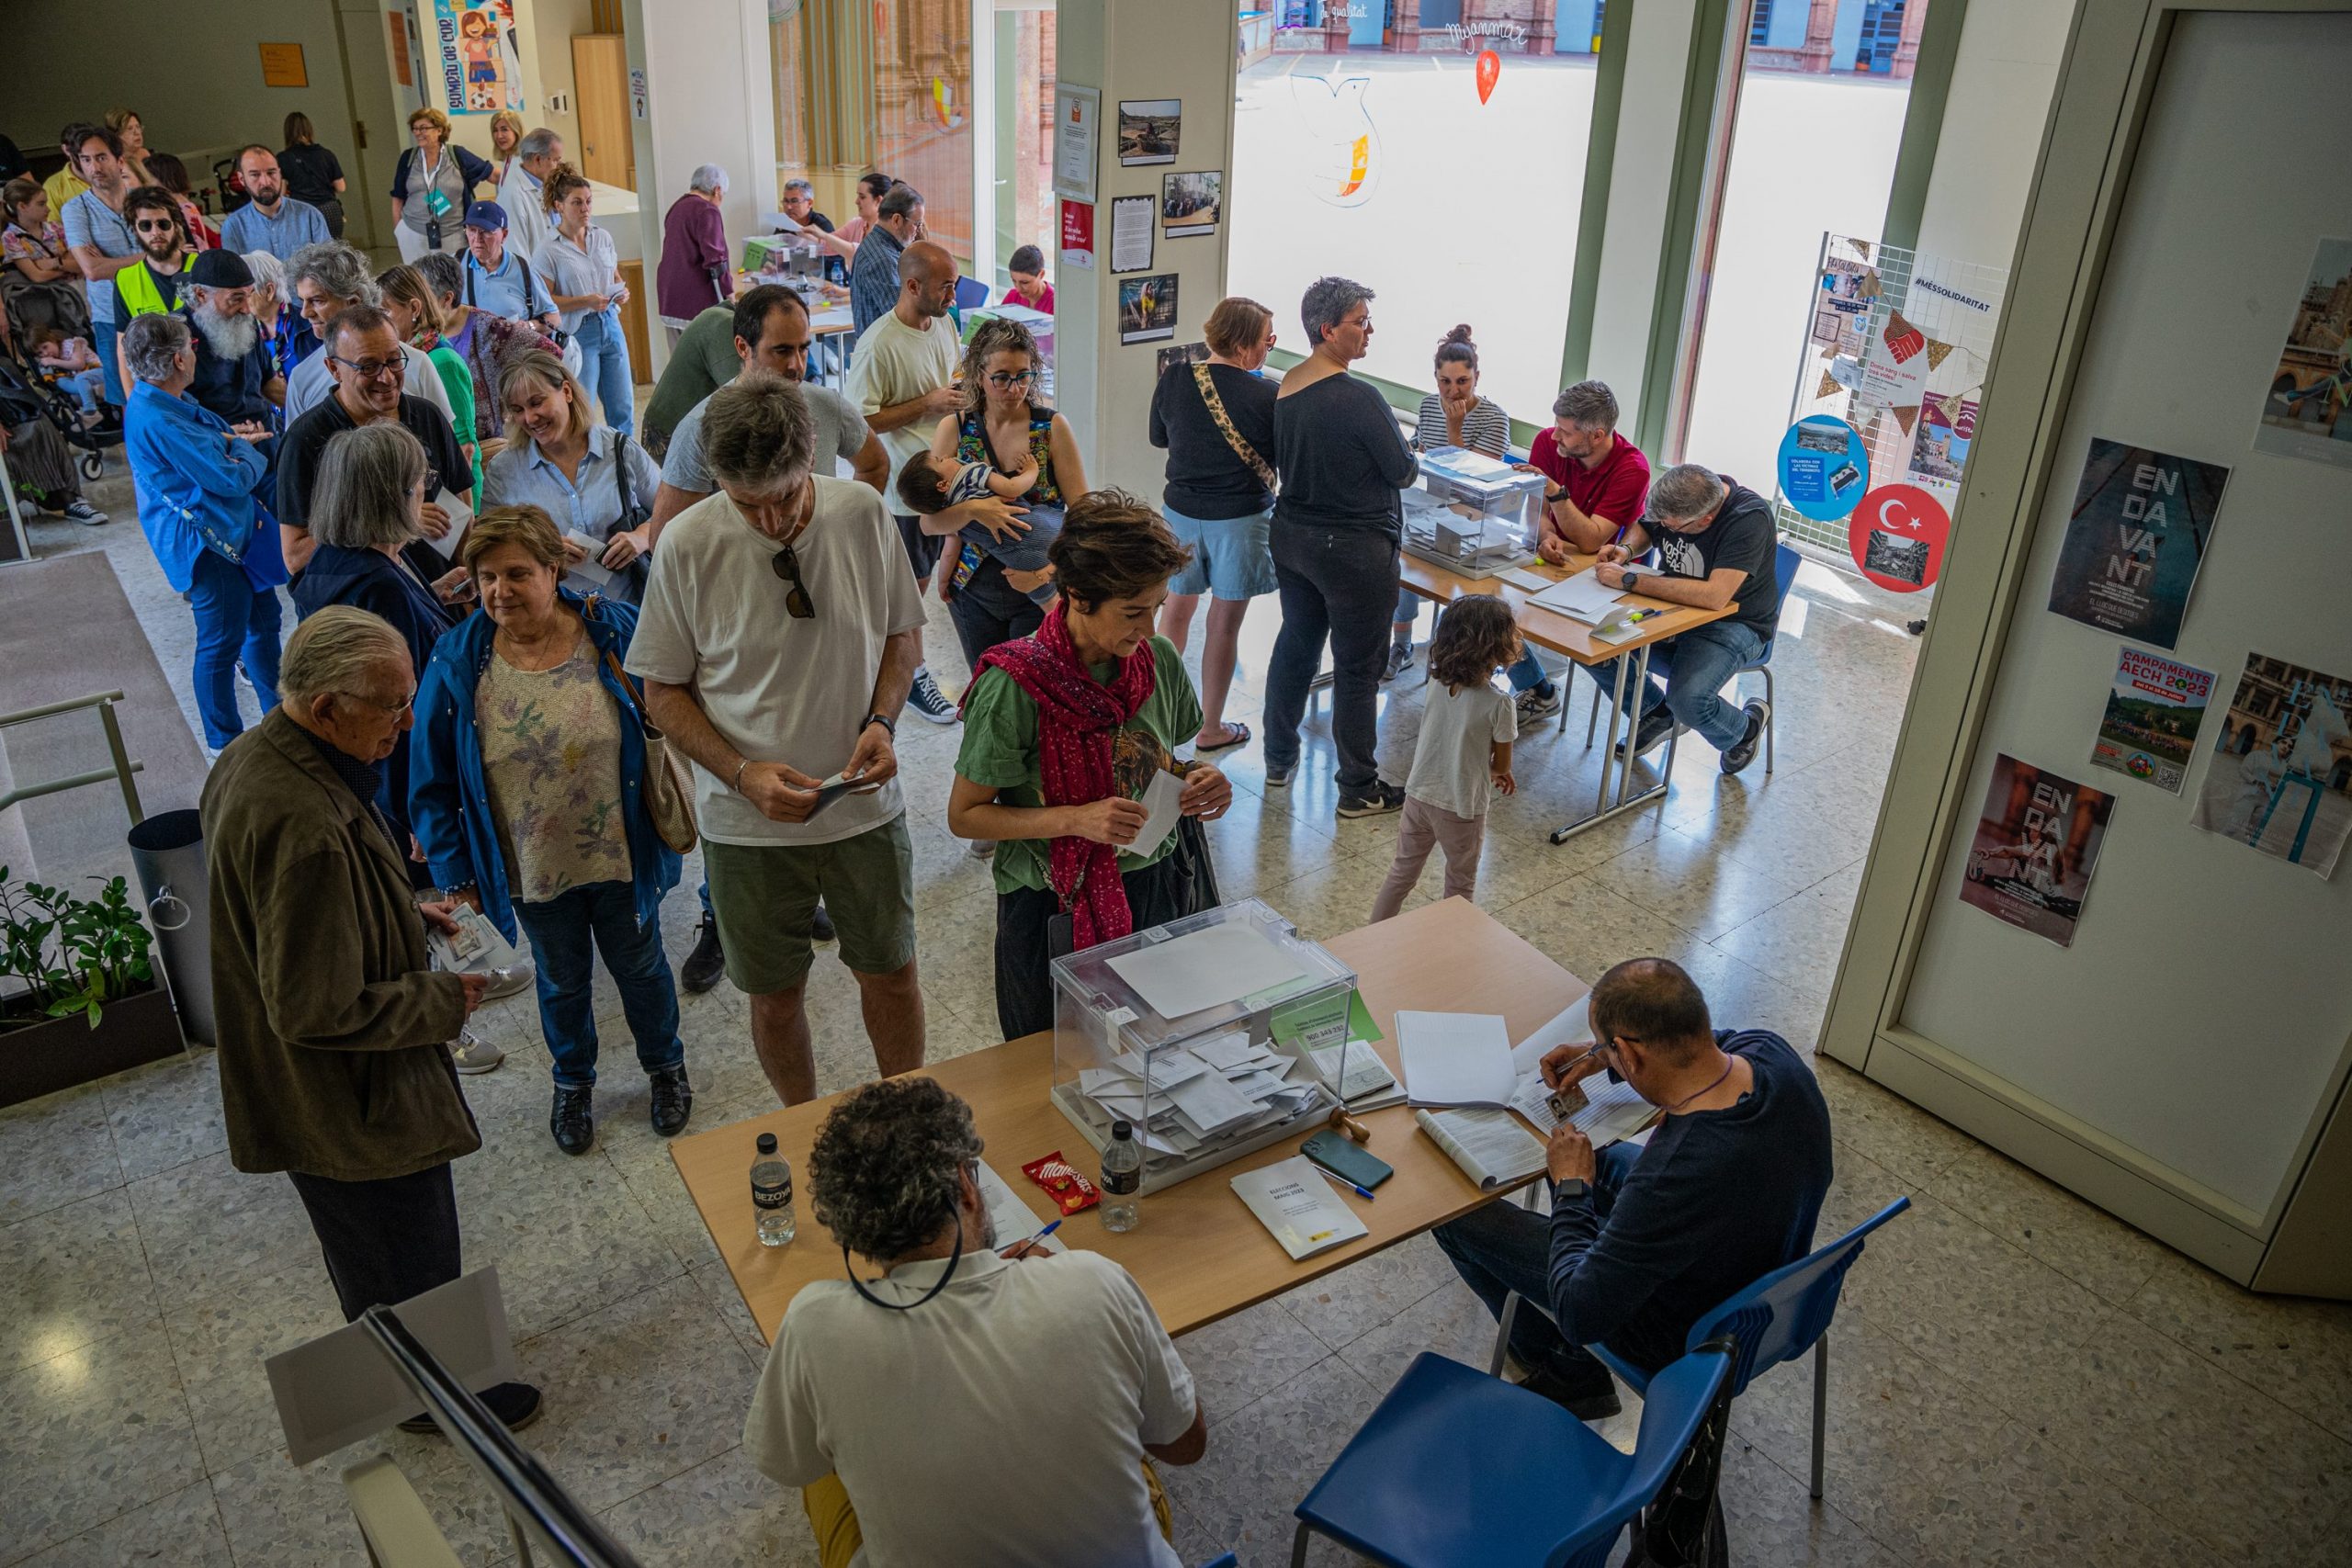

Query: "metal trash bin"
left=127, top=808, right=215, bottom=1048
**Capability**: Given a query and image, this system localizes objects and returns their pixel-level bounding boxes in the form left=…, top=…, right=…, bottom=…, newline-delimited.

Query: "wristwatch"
left=1544, top=485, right=1566, bottom=503
left=862, top=711, right=896, bottom=738
left=1555, top=1176, right=1589, bottom=1201
left=1619, top=567, right=1644, bottom=589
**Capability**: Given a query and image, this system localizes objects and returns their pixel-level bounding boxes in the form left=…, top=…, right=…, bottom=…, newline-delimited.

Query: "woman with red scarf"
left=949, top=491, right=1236, bottom=1039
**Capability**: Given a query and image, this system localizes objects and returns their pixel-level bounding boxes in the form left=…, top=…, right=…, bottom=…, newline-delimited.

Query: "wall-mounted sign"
left=1775, top=415, right=1869, bottom=521
left=1058, top=199, right=1095, bottom=271
left=259, top=42, right=309, bottom=88
left=1848, top=482, right=1950, bottom=592
left=1052, top=85, right=1102, bottom=205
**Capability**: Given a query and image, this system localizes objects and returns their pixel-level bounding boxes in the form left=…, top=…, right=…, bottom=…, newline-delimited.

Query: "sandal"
left=1194, top=721, right=1251, bottom=752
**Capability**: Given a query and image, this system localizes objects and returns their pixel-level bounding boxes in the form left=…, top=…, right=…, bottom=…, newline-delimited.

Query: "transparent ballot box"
left=1402, top=446, right=1546, bottom=579
left=1050, top=898, right=1355, bottom=1193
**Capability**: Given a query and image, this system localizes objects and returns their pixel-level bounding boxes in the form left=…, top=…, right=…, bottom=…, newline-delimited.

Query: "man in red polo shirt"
left=1526, top=379, right=1652, bottom=558
left=1504, top=379, right=1653, bottom=720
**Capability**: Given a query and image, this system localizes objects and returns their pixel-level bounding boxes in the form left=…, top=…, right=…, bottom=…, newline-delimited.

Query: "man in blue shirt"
left=848, top=182, right=923, bottom=343
left=219, top=147, right=331, bottom=261
left=121, top=312, right=286, bottom=751
left=58, top=122, right=141, bottom=405
left=460, top=201, right=559, bottom=330
left=1432, top=957, right=1834, bottom=1419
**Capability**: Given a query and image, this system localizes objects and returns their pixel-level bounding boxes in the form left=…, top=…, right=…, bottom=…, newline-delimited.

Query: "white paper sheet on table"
left=976, top=1161, right=1068, bottom=1253
left=1133, top=768, right=1184, bottom=860
left=1396, top=1010, right=1517, bottom=1107
left=1104, top=923, right=1308, bottom=1020
left=1500, top=566, right=1555, bottom=592
left=1528, top=570, right=1625, bottom=623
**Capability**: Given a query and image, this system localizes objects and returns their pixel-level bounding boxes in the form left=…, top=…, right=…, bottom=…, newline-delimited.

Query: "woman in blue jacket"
left=120, top=312, right=286, bottom=753
left=410, top=504, right=688, bottom=1156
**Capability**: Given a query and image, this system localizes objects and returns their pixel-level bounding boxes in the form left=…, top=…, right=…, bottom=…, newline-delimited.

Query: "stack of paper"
left=1103, top=923, right=1309, bottom=1021
left=1070, top=1032, right=1325, bottom=1165
left=1528, top=570, right=1626, bottom=624
left=1304, top=1038, right=1404, bottom=1111
left=1396, top=1010, right=1517, bottom=1108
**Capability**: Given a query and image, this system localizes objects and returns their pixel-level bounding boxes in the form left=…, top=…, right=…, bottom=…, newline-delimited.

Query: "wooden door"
left=571, top=34, right=634, bottom=190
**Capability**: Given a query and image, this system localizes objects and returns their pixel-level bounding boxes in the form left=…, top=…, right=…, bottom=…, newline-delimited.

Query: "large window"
left=771, top=0, right=977, bottom=264
left=1230, top=11, right=1604, bottom=422
left=1676, top=0, right=1933, bottom=484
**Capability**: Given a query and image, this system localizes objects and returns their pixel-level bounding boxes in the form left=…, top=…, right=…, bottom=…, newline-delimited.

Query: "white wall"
left=1913, top=0, right=2072, bottom=270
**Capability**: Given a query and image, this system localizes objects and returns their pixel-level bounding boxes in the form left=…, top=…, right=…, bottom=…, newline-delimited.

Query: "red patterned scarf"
left=967, top=609, right=1157, bottom=949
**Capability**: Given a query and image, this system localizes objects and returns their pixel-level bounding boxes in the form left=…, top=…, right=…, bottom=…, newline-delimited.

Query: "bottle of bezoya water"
left=752, top=1133, right=796, bottom=1247
left=1100, top=1120, right=1142, bottom=1233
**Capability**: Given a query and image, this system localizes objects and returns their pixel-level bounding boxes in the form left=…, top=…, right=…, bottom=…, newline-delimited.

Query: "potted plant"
left=0, top=867, right=186, bottom=1108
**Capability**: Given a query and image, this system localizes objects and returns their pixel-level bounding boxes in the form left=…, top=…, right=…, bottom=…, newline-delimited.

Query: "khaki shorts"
left=703, top=817, right=918, bottom=994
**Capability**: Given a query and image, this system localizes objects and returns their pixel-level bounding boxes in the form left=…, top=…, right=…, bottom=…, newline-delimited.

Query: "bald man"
left=843, top=239, right=965, bottom=724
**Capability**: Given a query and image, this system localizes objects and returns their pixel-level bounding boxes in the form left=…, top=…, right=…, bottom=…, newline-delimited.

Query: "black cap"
left=189, top=249, right=254, bottom=289
left=1111, top=1120, right=1134, bottom=1139
left=757, top=1133, right=777, bottom=1154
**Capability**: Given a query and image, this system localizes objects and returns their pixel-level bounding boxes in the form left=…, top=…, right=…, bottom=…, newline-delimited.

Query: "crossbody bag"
left=1193, top=364, right=1277, bottom=492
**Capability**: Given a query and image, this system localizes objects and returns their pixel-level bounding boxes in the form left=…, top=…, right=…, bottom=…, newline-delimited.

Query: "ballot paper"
left=1231, top=1155, right=1368, bottom=1259
left=1500, top=566, right=1556, bottom=592
left=423, top=489, right=476, bottom=563
left=976, top=1160, right=1069, bottom=1254
left=1104, top=922, right=1309, bottom=1020
left=1396, top=1010, right=1517, bottom=1108
left=1306, top=1039, right=1405, bottom=1109
left=1134, top=769, right=1184, bottom=860
left=1528, top=570, right=1625, bottom=624
left=1072, top=1036, right=1324, bottom=1171
left=563, top=530, right=621, bottom=591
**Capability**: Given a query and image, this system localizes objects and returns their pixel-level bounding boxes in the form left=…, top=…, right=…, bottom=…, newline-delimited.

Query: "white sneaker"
left=483, top=962, right=535, bottom=1001
left=967, top=838, right=997, bottom=859
left=450, top=1030, right=505, bottom=1075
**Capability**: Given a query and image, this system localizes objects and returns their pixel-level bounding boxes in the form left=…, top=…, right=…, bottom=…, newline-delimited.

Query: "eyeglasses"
left=770, top=546, right=814, bottom=618
left=984, top=370, right=1035, bottom=388
left=331, top=355, right=404, bottom=382
left=338, top=690, right=414, bottom=716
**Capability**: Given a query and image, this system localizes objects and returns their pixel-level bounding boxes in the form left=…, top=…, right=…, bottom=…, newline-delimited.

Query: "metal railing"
left=0, top=690, right=144, bottom=821
left=359, top=1305, right=645, bottom=1568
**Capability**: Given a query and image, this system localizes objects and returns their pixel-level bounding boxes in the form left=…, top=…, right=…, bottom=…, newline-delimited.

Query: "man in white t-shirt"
left=843, top=239, right=965, bottom=725
left=627, top=376, right=926, bottom=1104
left=744, top=1078, right=1207, bottom=1568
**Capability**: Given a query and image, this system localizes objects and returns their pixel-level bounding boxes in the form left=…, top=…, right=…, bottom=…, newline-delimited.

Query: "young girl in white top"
left=1371, top=594, right=1520, bottom=920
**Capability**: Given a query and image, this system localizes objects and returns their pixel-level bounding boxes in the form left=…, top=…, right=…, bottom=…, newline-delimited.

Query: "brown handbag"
left=585, top=597, right=699, bottom=853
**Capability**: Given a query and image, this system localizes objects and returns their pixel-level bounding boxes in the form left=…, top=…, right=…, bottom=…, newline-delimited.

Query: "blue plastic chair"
left=1492, top=1194, right=1910, bottom=1500
left=1579, top=537, right=1804, bottom=773
left=1289, top=1342, right=1731, bottom=1567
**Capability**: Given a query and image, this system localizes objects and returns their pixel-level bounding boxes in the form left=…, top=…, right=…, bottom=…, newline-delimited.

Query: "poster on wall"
left=2188, top=653, right=2352, bottom=879
left=1109, top=196, right=1154, bottom=274
left=2253, top=237, right=2352, bottom=469
left=1854, top=307, right=1931, bottom=412
left=1906, top=391, right=1977, bottom=492
left=434, top=0, right=523, bottom=115
left=1811, top=258, right=1877, bottom=355
left=1848, top=483, right=1950, bottom=592
left=2047, top=438, right=2230, bottom=649
left=1959, top=754, right=2116, bottom=949
left=1161, top=172, right=1222, bottom=238
left=2090, top=649, right=2214, bottom=795
left=1775, top=416, right=1870, bottom=521
left=1118, top=273, right=1179, bottom=344
left=1052, top=85, right=1102, bottom=203
left=1059, top=199, right=1094, bottom=271
left=1116, top=99, right=1182, bottom=166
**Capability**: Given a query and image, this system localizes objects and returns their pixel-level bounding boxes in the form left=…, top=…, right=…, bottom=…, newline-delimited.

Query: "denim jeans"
left=1579, top=619, right=1766, bottom=750
left=573, top=308, right=635, bottom=439
left=1263, top=523, right=1400, bottom=793
left=187, top=552, right=283, bottom=749
left=1507, top=649, right=1553, bottom=695
left=513, top=880, right=684, bottom=1089
left=1431, top=1142, right=1642, bottom=1381
left=946, top=558, right=1048, bottom=672
left=94, top=320, right=125, bottom=405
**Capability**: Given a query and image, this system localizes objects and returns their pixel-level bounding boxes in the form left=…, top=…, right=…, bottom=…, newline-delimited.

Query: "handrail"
left=0, top=689, right=130, bottom=726
left=0, top=689, right=144, bottom=822
left=359, top=1305, right=645, bottom=1568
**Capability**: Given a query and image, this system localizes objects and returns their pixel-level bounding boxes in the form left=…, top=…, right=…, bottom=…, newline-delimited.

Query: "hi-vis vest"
left=117, top=261, right=183, bottom=321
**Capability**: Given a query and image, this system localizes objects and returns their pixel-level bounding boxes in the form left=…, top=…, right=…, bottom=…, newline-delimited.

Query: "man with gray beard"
left=184, top=250, right=282, bottom=433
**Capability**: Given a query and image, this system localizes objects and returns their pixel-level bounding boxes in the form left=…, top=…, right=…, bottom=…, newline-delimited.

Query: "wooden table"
left=1398, top=550, right=1735, bottom=843
left=672, top=899, right=1586, bottom=1344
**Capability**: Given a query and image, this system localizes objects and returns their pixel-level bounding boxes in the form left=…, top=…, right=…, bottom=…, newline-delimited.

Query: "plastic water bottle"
left=1101, top=1120, right=1142, bottom=1233
left=752, top=1133, right=796, bottom=1247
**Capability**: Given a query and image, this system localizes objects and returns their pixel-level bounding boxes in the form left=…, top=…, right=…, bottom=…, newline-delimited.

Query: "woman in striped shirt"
left=1391, top=323, right=1512, bottom=679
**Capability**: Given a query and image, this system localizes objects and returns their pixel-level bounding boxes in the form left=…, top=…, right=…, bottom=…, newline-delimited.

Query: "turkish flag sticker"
left=1848, top=483, right=1951, bottom=592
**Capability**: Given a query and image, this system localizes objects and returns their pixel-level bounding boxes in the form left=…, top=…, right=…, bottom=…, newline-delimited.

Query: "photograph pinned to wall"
left=1160, top=171, right=1222, bottom=238
left=2253, top=236, right=2352, bottom=469
left=1110, top=195, right=1154, bottom=274
left=1811, top=257, right=1878, bottom=355
left=1155, top=342, right=1209, bottom=378
left=1855, top=307, right=1932, bottom=412
left=1907, top=391, right=1978, bottom=492
left=2189, top=653, right=2352, bottom=879
left=2090, top=649, right=2214, bottom=795
left=434, top=0, right=524, bottom=116
left=1847, top=483, right=1950, bottom=592
left=1776, top=415, right=1870, bottom=521
left=1116, top=99, right=1182, bottom=165
left=1959, top=754, right=2116, bottom=949
left=2047, top=438, right=2230, bottom=650
left=1118, top=273, right=1179, bottom=344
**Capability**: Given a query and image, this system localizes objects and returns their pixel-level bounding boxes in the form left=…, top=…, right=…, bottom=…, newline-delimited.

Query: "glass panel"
left=992, top=6, right=1058, bottom=288
left=1232, top=6, right=1605, bottom=423
left=770, top=0, right=978, bottom=267
left=1677, top=0, right=1933, bottom=484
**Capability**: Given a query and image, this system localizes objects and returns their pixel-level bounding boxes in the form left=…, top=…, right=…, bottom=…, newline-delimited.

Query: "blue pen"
left=1025, top=1219, right=1063, bottom=1246
left=1312, top=1164, right=1375, bottom=1201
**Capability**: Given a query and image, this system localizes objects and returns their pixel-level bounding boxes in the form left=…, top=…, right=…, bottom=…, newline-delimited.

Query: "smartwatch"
left=1555, top=1176, right=1590, bottom=1201
left=1620, top=567, right=1644, bottom=589
left=862, top=711, right=896, bottom=738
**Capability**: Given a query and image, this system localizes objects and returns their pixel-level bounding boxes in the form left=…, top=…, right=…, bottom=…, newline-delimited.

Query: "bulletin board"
left=1830, top=6, right=2352, bottom=1279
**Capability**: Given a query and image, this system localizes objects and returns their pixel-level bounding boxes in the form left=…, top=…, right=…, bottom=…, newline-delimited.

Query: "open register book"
left=1414, top=1109, right=1546, bottom=1191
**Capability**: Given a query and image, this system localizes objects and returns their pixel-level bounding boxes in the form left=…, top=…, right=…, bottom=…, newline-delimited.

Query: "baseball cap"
left=464, top=199, right=508, bottom=231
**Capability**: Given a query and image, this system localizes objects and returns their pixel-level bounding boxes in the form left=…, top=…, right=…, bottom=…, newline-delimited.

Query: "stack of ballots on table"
left=1072, top=1031, right=1326, bottom=1167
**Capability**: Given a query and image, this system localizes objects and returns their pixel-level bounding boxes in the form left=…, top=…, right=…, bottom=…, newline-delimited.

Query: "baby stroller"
left=0, top=348, right=119, bottom=485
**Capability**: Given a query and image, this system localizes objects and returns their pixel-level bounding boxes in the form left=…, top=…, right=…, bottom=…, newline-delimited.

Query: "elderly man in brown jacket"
left=202, top=605, right=542, bottom=1429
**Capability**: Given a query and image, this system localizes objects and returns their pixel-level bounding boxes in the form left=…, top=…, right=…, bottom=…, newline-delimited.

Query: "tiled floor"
left=6, top=470, right=2348, bottom=1567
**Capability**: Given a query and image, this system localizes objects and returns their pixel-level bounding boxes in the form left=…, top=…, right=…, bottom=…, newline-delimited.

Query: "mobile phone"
left=1302, top=1130, right=1394, bottom=1191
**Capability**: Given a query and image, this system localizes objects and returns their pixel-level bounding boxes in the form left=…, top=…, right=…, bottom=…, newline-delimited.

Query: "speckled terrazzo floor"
left=4, top=449, right=2346, bottom=1567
